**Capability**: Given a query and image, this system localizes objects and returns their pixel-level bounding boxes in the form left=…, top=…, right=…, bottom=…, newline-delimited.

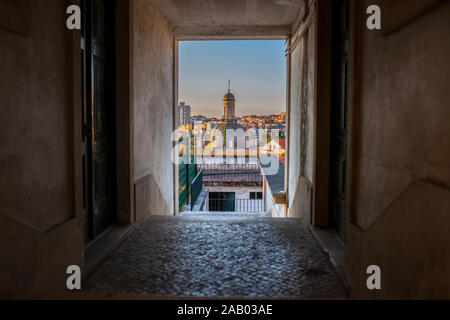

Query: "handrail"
left=207, top=198, right=264, bottom=213
left=190, top=169, right=204, bottom=210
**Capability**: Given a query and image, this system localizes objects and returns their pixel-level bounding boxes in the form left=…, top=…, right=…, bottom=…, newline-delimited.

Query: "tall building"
left=183, top=104, right=191, bottom=126
left=177, top=102, right=191, bottom=127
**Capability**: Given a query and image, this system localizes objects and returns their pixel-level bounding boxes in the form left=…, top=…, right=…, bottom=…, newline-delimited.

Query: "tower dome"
left=223, top=92, right=235, bottom=101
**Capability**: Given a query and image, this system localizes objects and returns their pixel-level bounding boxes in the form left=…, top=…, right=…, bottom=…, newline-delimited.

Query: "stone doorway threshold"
left=310, top=227, right=350, bottom=292
left=84, top=223, right=136, bottom=278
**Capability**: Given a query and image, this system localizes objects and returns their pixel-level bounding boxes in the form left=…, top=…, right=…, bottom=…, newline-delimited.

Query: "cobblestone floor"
left=84, top=214, right=347, bottom=298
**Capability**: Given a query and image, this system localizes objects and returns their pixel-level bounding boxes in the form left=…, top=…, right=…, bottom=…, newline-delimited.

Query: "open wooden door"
left=329, top=0, right=350, bottom=242
left=82, top=0, right=117, bottom=246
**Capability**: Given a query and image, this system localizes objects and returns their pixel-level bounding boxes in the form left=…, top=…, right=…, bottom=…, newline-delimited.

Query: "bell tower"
left=222, top=80, right=236, bottom=121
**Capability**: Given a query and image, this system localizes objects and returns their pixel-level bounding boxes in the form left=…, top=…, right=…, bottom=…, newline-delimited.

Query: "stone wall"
left=0, top=0, right=75, bottom=234
left=286, top=0, right=450, bottom=298
left=346, top=0, right=450, bottom=298
left=0, top=0, right=82, bottom=295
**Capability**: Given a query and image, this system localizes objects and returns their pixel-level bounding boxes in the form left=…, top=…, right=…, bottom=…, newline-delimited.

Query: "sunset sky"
left=178, top=40, right=287, bottom=118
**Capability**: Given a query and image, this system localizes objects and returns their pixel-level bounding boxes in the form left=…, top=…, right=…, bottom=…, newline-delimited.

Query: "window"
left=250, top=192, right=263, bottom=200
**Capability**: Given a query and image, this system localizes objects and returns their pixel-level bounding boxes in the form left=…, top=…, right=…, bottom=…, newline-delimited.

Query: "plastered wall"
left=287, top=10, right=316, bottom=223
left=264, top=179, right=285, bottom=218
left=132, top=0, right=175, bottom=216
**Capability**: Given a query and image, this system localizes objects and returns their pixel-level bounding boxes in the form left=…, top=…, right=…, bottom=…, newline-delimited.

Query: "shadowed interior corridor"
left=1, top=0, right=450, bottom=300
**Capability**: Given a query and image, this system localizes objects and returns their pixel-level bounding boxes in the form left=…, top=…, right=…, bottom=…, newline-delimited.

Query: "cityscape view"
left=175, top=41, right=287, bottom=215
left=176, top=86, right=286, bottom=214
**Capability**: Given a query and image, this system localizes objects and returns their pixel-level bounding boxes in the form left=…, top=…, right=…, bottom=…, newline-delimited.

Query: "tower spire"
left=228, top=79, right=231, bottom=93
